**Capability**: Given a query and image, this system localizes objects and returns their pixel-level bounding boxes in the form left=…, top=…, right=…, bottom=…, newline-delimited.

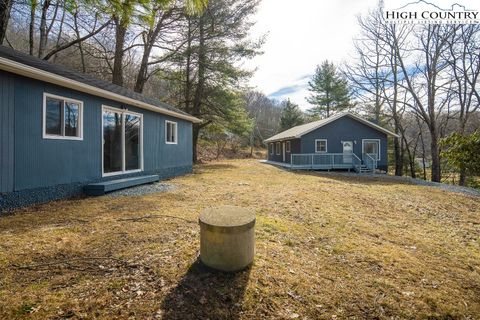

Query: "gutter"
left=0, top=57, right=202, bottom=124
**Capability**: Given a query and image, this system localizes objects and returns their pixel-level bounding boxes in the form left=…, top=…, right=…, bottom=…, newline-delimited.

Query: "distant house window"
left=286, top=141, right=291, bottom=153
left=315, top=139, right=327, bottom=153
left=43, top=93, right=83, bottom=140
left=276, top=142, right=281, bottom=155
left=363, top=139, right=380, bottom=160
left=165, top=120, right=178, bottom=144
left=269, top=143, right=274, bottom=155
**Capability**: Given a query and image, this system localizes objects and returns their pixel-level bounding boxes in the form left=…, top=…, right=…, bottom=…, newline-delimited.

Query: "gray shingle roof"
left=264, top=112, right=399, bottom=142
left=0, top=45, right=199, bottom=122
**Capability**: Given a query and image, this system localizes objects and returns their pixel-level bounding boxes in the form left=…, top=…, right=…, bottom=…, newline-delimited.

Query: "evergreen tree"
left=441, top=130, right=480, bottom=178
left=306, top=60, right=351, bottom=118
left=279, top=99, right=304, bottom=130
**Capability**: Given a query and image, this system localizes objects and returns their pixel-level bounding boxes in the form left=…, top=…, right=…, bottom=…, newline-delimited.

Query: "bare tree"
left=444, top=24, right=480, bottom=185
left=391, top=24, right=454, bottom=182
left=0, top=0, right=13, bottom=44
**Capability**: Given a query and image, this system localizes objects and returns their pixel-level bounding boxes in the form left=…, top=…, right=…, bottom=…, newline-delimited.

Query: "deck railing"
left=362, top=153, right=378, bottom=172
left=291, top=153, right=359, bottom=170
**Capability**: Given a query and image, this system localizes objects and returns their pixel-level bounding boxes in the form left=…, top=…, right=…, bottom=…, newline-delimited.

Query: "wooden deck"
left=84, top=175, right=160, bottom=196
left=262, top=153, right=378, bottom=173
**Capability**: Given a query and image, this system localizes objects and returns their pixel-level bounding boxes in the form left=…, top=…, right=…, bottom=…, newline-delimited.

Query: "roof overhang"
left=0, top=57, right=202, bottom=123
left=264, top=112, right=400, bottom=143
left=264, top=135, right=297, bottom=143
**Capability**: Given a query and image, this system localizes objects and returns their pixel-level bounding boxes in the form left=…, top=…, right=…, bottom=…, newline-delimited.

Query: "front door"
left=282, top=142, right=286, bottom=162
left=342, top=141, right=353, bottom=164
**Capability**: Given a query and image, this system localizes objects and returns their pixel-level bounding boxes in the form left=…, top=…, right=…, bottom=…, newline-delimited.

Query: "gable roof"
left=264, top=112, right=399, bottom=143
left=0, top=46, right=201, bottom=123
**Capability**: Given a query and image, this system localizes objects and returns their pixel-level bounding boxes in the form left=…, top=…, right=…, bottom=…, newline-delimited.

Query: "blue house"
left=0, top=46, right=200, bottom=210
left=264, top=112, right=399, bottom=173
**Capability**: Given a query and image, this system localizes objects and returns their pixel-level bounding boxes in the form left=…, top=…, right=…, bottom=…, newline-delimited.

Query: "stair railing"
left=362, top=153, right=377, bottom=172
left=352, top=154, right=362, bottom=172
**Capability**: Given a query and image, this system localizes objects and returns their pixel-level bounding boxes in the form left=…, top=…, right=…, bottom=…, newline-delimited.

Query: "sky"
left=245, top=0, right=479, bottom=110
left=246, top=0, right=379, bottom=111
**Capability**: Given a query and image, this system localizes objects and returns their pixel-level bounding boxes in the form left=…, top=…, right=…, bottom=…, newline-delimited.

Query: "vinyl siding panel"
left=11, top=73, right=192, bottom=191
left=267, top=138, right=300, bottom=163
left=300, top=116, right=388, bottom=169
left=0, top=71, right=14, bottom=192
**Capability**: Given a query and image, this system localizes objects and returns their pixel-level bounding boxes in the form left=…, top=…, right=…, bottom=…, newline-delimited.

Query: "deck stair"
left=355, top=164, right=373, bottom=174
left=84, top=175, right=159, bottom=196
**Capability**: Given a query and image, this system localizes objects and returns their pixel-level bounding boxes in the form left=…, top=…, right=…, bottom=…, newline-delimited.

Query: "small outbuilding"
left=264, top=112, right=399, bottom=173
left=0, top=46, right=200, bottom=210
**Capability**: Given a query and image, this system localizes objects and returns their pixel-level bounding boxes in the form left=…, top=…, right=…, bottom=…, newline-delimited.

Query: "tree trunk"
left=112, top=17, right=126, bottom=86
left=429, top=126, right=441, bottom=182
left=29, top=4, right=35, bottom=55
left=73, top=11, right=86, bottom=72
left=184, top=17, right=193, bottom=113
left=192, top=14, right=206, bottom=163
left=0, top=0, right=13, bottom=44
left=192, top=124, right=200, bottom=163
left=38, top=0, right=51, bottom=58
left=134, top=46, right=151, bottom=93
left=394, top=137, right=403, bottom=176
left=52, top=6, right=66, bottom=63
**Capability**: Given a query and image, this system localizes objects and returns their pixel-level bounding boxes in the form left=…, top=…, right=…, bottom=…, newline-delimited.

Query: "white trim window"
left=43, top=93, right=83, bottom=140
left=165, top=120, right=178, bottom=144
left=315, top=139, right=327, bottom=153
left=102, top=106, right=144, bottom=177
left=276, top=142, right=281, bottom=155
left=362, top=139, right=381, bottom=160
left=269, top=143, right=274, bottom=155
left=286, top=141, right=291, bottom=153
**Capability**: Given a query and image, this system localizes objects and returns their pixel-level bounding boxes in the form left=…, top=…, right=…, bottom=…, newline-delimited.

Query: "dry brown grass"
left=0, top=159, right=479, bottom=319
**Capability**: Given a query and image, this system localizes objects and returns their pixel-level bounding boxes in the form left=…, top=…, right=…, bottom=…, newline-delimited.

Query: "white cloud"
left=246, top=0, right=380, bottom=110
left=246, top=0, right=480, bottom=110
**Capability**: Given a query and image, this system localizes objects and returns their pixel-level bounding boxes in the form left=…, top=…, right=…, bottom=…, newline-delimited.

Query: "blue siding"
left=10, top=72, right=192, bottom=191
left=0, top=71, right=14, bottom=192
left=300, top=116, right=388, bottom=170
left=267, top=138, right=300, bottom=163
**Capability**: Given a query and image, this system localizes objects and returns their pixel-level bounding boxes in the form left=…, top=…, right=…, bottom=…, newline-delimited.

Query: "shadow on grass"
left=161, top=259, right=251, bottom=320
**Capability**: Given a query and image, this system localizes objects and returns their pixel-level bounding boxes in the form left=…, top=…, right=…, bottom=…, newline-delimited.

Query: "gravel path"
left=316, top=171, right=480, bottom=197
left=107, top=182, right=176, bottom=197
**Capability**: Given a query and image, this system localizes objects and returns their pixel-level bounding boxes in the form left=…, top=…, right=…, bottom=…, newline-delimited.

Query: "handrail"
left=363, top=153, right=377, bottom=172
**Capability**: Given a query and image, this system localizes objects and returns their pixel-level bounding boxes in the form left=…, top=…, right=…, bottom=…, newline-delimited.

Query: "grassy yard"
left=0, top=159, right=479, bottom=319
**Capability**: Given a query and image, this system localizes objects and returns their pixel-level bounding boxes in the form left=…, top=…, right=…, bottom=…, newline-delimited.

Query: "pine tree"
left=280, top=99, right=304, bottom=130
left=306, top=60, right=351, bottom=118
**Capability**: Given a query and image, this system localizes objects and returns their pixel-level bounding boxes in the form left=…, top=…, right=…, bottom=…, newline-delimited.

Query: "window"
left=286, top=141, right=291, bottom=153
left=276, top=142, right=281, bottom=155
left=362, top=139, right=380, bottom=160
left=269, top=143, right=274, bottom=155
left=43, top=93, right=83, bottom=140
left=315, top=139, right=327, bottom=153
left=165, top=120, right=178, bottom=144
left=102, top=106, right=143, bottom=176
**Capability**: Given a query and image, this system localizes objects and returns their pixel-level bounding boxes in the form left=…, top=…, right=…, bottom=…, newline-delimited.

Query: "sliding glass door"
left=125, top=114, right=141, bottom=171
left=103, top=107, right=143, bottom=176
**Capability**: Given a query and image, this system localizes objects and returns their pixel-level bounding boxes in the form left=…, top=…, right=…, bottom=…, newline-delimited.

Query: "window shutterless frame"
left=315, top=139, right=327, bottom=153
left=101, top=105, right=144, bottom=177
left=42, top=92, right=83, bottom=140
left=165, top=120, right=178, bottom=144
left=286, top=141, right=291, bottom=153
left=362, top=139, right=381, bottom=160
left=269, top=143, right=274, bottom=155
left=276, top=142, right=281, bottom=155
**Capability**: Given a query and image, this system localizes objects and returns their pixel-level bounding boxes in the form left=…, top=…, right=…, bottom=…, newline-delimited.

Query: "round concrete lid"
left=199, top=206, right=255, bottom=230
